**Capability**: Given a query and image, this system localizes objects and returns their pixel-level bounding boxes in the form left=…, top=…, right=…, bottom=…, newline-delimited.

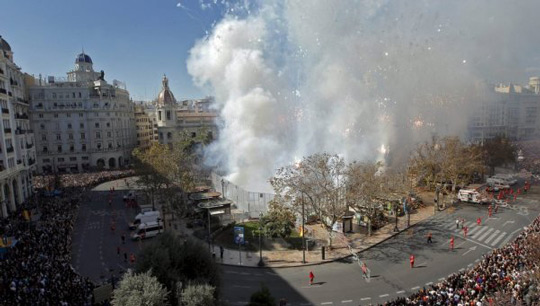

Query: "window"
left=81, top=133, right=85, bottom=139
left=39, top=114, right=43, bottom=118
left=67, top=113, right=71, bottom=118
left=158, top=111, right=162, bottom=121
left=68, top=133, right=73, bottom=140
left=54, top=114, right=58, bottom=118
left=70, top=156, right=77, bottom=161
left=42, top=146, right=48, bottom=153
left=57, top=145, right=62, bottom=153
left=69, top=145, right=74, bottom=152
left=41, top=134, right=47, bottom=141
left=81, top=144, right=86, bottom=151
left=67, top=123, right=72, bottom=129
left=56, top=134, right=61, bottom=140
left=97, top=143, right=102, bottom=150
left=79, top=113, right=83, bottom=117
left=57, top=157, right=64, bottom=162
left=106, top=122, right=110, bottom=127
left=167, top=111, right=171, bottom=120
left=82, top=156, right=89, bottom=160
left=108, top=142, right=113, bottom=149
left=107, top=131, right=111, bottom=138
left=78, top=92, right=82, bottom=98
left=72, top=92, right=75, bottom=98
left=96, top=132, right=101, bottom=139
left=43, top=158, right=50, bottom=163
left=40, top=123, right=45, bottom=129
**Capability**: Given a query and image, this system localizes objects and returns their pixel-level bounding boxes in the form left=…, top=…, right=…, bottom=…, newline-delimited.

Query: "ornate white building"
left=27, top=52, right=136, bottom=173
left=0, top=35, right=37, bottom=218
left=153, top=75, right=217, bottom=146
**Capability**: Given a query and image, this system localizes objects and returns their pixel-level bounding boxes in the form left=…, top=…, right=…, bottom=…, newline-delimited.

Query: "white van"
left=138, top=204, right=155, bottom=214
left=131, top=221, right=164, bottom=240
left=129, top=211, right=161, bottom=229
left=458, top=189, right=487, bottom=204
left=491, top=174, right=517, bottom=186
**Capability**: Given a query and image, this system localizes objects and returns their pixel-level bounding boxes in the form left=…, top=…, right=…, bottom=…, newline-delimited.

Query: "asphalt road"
left=71, top=178, right=150, bottom=285
left=222, top=190, right=540, bottom=305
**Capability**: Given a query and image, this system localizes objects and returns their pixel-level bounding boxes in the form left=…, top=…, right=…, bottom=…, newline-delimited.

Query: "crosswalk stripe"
left=467, top=226, right=482, bottom=236
left=490, top=232, right=507, bottom=246
left=444, top=220, right=459, bottom=229
left=472, top=226, right=489, bottom=239
left=484, top=230, right=500, bottom=244
left=478, top=228, right=494, bottom=242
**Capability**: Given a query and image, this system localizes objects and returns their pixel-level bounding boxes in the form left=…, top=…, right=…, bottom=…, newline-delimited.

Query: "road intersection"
left=222, top=192, right=540, bottom=305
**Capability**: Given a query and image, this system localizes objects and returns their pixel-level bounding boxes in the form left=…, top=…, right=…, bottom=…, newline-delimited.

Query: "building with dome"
left=151, top=75, right=217, bottom=147
left=26, top=51, right=136, bottom=173
left=0, top=35, right=37, bottom=218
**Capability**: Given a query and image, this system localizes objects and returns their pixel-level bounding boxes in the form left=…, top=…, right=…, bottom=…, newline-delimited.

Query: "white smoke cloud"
left=187, top=0, right=540, bottom=191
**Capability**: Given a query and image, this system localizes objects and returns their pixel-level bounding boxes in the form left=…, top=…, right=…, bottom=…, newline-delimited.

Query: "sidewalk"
left=171, top=206, right=436, bottom=268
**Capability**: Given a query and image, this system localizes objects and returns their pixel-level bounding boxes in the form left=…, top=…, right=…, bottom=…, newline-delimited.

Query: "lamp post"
left=302, top=193, right=306, bottom=264
left=393, top=203, right=399, bottom=232
left=257, top=212, right=264, bottom=267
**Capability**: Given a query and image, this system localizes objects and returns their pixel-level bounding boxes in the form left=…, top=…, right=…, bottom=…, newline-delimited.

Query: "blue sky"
left=1, top=0, right=226, bottom=100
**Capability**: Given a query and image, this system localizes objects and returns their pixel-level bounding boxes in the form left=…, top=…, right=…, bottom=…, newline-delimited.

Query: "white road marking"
left=490, top=232, right=507, bottom=246
left=425, top=282, right=433, bottom=286
left=321, top=302, right=333, bottom=305
left=396, top=290, right=406, bottom=294
left=360, top=297, right=371, bottom=301
left=459, top=268, right=465, bottom=272
left=484, top=230, right=500, bottom=244
left=467, top=264, right=473, bottom=267
left=379, top=294, right=389, bottom=298
left=478, top=228, right=494, bottom=242
left=467, top=226, right=482, bottom=236
left=472, top=226, right=489, bottom=239
left=341, top=300, right=353, bottom=303
left=411, top=286, right=420, bottom=290
left=438, top=278, right=445, bottom=281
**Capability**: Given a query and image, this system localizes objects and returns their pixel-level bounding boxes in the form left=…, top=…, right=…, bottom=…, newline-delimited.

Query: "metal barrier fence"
left=211, top=172, right=274, bottom=218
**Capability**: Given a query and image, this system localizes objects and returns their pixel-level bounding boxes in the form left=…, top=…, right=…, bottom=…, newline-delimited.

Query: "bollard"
left=322, top=246, right=325, bottom=260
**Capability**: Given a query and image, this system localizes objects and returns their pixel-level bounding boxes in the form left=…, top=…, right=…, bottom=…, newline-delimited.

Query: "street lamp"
left=393, top=202, right=399, bottom=232
left=257, top=212, right=264, bottom=267
left=302, top=193, right=306, bottom=264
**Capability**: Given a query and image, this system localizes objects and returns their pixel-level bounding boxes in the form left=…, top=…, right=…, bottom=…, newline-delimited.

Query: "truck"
left=457, top=189, right=488, bottom=204
left=129, top=211, right=161, bottom=230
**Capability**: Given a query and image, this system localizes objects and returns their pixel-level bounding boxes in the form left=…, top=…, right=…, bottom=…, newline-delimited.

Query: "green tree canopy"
left=179, top=283, right=215, bottom=306
left=260, top=200, right=296, bottom=238
left=136, top=232, right=220, bottom=305
left=248, top=284, right=276, bottom=306
left=112, top=270, right=169, bottom=306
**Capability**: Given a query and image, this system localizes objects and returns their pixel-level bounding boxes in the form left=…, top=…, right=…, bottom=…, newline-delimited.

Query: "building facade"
left=134, top=103, right=154, bottom=150
left=27, top=52, right=136, bottom=173
left=153, top=75, right=217, bottom=146
left=0, top=35, right=37, bottom=218
left=468, top=77, right=540, bottom=143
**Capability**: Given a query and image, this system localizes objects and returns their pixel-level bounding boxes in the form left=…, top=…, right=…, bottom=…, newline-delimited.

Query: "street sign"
left=234, top=226, right=245, bottom=245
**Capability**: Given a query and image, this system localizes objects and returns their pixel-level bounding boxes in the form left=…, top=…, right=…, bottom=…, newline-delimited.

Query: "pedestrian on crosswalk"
left=463, top=226, right=468, bottom=238
left=426, top=232, right=433, bottom=244
left=476, top=217, right=482, bottom=226
left=450, top=236, right=454, bottom=251
left=456, top=218, right=460, bottom=229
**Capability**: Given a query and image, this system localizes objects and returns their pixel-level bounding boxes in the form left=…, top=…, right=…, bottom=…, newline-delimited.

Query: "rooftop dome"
left=157, top=75, right=176, bottom=106
left=75, top=52, right=93, bottom=64
left=0, top=35, right=12, bottom=52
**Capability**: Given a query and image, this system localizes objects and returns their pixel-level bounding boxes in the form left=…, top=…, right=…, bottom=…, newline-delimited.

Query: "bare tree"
left=270, top=153, right=348, bottom=248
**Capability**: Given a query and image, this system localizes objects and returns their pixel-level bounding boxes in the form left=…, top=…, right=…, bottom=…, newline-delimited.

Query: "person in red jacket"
left=450, top=236, right=455, bottom=251
left=309, top=271, right=315, bottom=285
left=409, top=254, right=415, bottom=268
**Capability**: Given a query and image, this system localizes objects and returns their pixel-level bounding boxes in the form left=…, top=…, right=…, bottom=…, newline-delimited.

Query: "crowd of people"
left=382, top=215, right=540, bottom=305
left=0, top=170, right=134, bottom=305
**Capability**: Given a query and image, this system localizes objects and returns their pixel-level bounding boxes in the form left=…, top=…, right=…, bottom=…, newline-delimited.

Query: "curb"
left=217, top=217, right=427, bottom=269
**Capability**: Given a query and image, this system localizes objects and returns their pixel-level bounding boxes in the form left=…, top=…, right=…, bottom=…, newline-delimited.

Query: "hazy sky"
left=1, top=0, right=225, bottom=100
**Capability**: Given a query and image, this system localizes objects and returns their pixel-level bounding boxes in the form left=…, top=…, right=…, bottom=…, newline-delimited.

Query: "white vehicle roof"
left=135, top=210, right=160, bottom=219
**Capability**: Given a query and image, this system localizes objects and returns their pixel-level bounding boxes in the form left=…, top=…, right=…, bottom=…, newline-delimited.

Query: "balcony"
left=15, top=113, right=28, bottom=119
left=16, top=98, right=28, bottom=104
left=26, top=143, right=34, bottom=149
left=6, top=147, right=14, bottom=153
left=1, top=108, right=9, bottom=114
left=4, top=128, right=11, bottom=134
left=15, top=128, right=26, bottom=135
left=0, top=68, right=4, bottom=74
left=0, top=88, right=6, bottom=94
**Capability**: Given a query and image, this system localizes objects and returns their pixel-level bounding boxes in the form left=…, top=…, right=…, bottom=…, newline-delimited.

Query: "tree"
left=133, top=143, right=171, bottom=210
left=480, top=135, right=516, bottom=176
left=111, top=270, right=169, bottom=306
left=260, top=200, right=296, bottom=238
left=136, top=232, right=220, bottom=305
left=179, top=283, right=215, bottom=306
left=270, top=153, right=348, bottom=248
left=248, top=284, right=276, bottom=306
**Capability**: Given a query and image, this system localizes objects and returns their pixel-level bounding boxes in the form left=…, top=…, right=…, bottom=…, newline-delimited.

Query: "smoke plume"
left=187, top=0, right=540, bottom=191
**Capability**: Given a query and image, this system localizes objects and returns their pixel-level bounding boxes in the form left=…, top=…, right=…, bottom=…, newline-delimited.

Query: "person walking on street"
left=220, top=246, right=224, bottom=260
left=450, top=236, right=454, bottom=251
left=476, top=217, right=482, bottom=226
left=488, top=206, right=493, bottom=218
left=455, top=218, right=460, bottom=229
left=117, top=246, right=120, bottom=256
left=361, top=262, right=368, bottom=278
left=309, top=271, right=315, bottom=285
left=129, top=253, right=135, bottom=265
left=463, top=226, right=468, bottom=238
left=426, top=232, right=433, bottom=244
left=121, top=233, right=125, bottom=245
left=123, top=252, right=128, bottom=263
left=409, top=254, right=415, bottom=268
